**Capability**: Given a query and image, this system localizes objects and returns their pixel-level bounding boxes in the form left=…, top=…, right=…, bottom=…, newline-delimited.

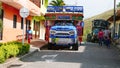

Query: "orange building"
left=0, top=0, right=46, bottom=42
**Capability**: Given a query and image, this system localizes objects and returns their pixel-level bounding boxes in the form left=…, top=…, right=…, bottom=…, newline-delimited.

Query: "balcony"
left=0, top=0, right=44, bottom=16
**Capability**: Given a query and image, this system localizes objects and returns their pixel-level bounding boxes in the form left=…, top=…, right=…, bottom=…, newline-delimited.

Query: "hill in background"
left=83, top=8, right=116, bottom=41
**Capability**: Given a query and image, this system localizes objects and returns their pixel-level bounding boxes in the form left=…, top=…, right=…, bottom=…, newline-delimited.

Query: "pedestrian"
left=98, top=29, right=104, bottom=46
left=103, top=27, right=110, bottom=39
left=104, top=36, right=110, bottom=48
left=76, top=22, right=82, bottom=45
left=103, top=27, right=111, bottom=46
left=27, top=26, right=32, bottom=43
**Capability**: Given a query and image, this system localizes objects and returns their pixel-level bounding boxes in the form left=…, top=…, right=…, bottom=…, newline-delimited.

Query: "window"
left=13, top=15, right=17, bottom=28
left=26, top=19, right=31, bottom=32
left=0, top=9, right=4, bottom=40
left=21, top=18, right=23, bottom=29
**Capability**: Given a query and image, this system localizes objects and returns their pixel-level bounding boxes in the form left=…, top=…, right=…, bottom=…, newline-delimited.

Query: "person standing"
left=103, top=28, right=111, bottom=47
left=27, top=27, right=32, bottom=43
left=104, top=36, right=110, bottom=48
left=104, top=28, right=111, bottom=39
left=98, top=29, right=104, bottom=46
left=76, top=22, right=82, bottom=45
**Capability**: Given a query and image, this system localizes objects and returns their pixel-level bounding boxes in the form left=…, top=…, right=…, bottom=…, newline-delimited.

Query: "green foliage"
left=33, top=16, right=45, bottom=22
left=0, top=41, right=30, bottom=63
left=2, top=44, right=19, bottom=59
left=0, top=43, right=3, bottom=46
left=83, top=29, right=91, bottom=42
left=49, top=0, right=65, bottom=6
left=18, top=43, right=30, bottom=55
left=0, top=48, right=5, bottom=63
left=44, top=0, right=48, bottom=7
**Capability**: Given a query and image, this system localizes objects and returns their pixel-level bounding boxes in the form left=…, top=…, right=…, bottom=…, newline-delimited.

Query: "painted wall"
left=2, top=3, right=32, bottom=42
left=39, top=21, right=45, bottom=40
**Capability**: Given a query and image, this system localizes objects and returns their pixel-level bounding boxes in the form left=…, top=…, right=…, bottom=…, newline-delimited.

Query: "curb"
left=0, top=47, right=39, bottom=68
left=19, top=48, right=39, bottom=60
left=116, top=45, right=120, bottom=51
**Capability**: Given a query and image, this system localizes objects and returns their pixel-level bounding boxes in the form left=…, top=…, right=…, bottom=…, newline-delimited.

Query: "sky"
left=48, top=0, right=120, bottom=19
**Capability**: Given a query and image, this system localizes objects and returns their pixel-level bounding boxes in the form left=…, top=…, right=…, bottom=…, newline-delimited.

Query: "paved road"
left=6, top=43, right=120, bottom=68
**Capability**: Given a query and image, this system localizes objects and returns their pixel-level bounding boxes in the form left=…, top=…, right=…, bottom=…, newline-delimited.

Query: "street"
left=6, top=42, right=120, bottom=68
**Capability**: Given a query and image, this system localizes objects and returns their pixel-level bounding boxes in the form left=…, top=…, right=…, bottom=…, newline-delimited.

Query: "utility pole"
left=113, top=0, right=116, bottom=38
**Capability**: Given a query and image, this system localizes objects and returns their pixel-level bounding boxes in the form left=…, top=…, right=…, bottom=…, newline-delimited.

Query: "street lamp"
left=113, top=0, right=116, bottom=38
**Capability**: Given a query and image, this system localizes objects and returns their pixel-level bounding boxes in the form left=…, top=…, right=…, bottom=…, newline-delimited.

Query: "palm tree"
left=49, top=0, right=65, bottom=6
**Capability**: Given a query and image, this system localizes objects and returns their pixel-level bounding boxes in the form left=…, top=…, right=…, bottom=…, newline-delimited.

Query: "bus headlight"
left=50, top=30, right=56, bottom=34
left=69, top=31, right=75, bottom=35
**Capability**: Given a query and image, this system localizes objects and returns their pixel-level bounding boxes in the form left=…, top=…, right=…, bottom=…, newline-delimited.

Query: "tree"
left=117, top=2, right=120, bottom=7
left=49, top=0, right=65, bottom=6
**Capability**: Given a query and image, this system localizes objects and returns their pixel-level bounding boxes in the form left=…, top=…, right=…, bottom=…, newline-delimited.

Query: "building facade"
left=0, top=0, right=46, bottom=42
left=108, top=9, right=120, bottom=38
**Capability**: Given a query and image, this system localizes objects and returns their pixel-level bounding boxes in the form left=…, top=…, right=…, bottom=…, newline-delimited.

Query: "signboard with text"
left=56, top=6, right=63, bottom=12
left=74, top=6, right=83, bottom=12
left=47, top=6, right=83, bottom=13
left=64, top=6, right=74, bottom=12
left=47, top=6, right=56, bottom=12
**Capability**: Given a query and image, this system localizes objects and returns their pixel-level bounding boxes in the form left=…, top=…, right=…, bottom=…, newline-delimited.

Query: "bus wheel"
left=72, top=43, right=78, bottom=50
left=48, top=43, right=53, bottom=50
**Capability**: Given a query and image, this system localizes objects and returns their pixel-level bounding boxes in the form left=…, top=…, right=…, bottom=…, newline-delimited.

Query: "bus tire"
left=72, top=43, right=78, bottom=50
left=48, top=43, right=53, bottom=50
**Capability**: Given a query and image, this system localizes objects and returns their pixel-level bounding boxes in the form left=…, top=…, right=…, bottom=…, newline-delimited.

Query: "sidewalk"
left=30, top=39, right=48, bottom=48
left=29, top=39, right=48, bottom=53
